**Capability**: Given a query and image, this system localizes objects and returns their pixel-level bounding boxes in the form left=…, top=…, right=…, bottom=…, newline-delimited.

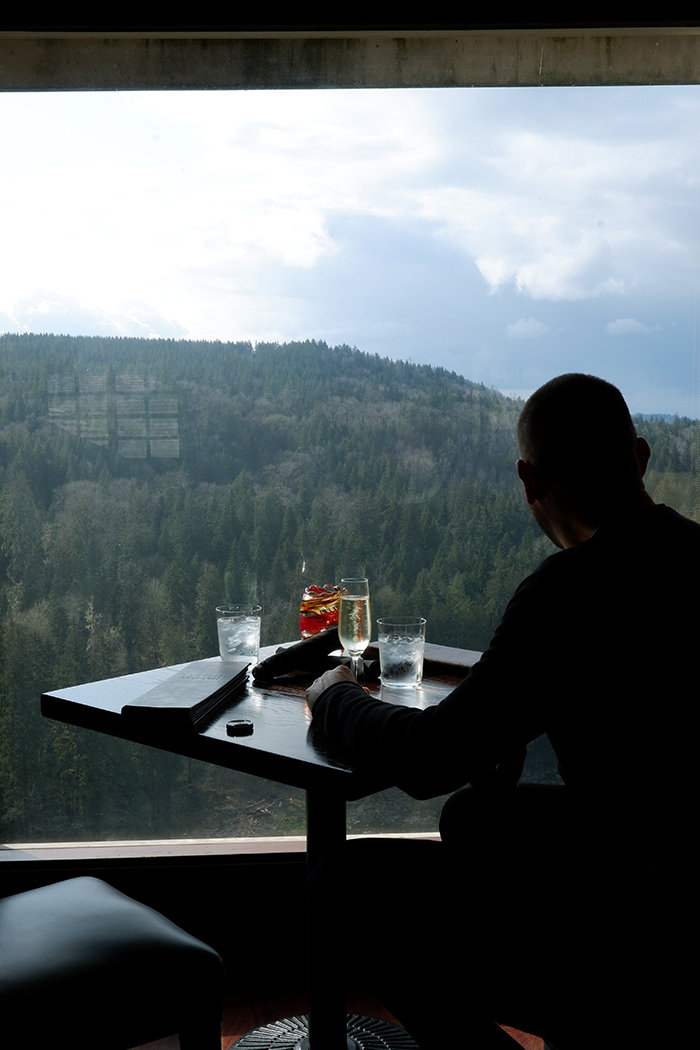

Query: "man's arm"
left=305, top=664, right=365, bottom=713
left=306, top=655, right=541, bottom=801
left=305, top=566, right=556, bottom=800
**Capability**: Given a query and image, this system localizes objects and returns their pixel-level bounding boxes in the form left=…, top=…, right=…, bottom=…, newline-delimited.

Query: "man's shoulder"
left=510, top=504, right=700, bottom=603
left=593, top=503, right=700, bottom=557
left=550, top=504, right=699, bottom=562
left=650, top=503, right=700, bottom=535
left=600, top=502, right=698, bottom=534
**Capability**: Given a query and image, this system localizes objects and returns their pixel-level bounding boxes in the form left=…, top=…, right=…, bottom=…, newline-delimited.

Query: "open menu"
left=121, top=658, right=249, bottom=731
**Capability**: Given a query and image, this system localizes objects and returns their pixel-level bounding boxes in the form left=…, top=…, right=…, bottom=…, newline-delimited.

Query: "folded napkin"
left=252, top=627, right=379, bottom=683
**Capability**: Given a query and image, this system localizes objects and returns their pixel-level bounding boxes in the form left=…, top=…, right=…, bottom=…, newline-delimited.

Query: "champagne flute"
left=338, top=577, right=371, bottom=678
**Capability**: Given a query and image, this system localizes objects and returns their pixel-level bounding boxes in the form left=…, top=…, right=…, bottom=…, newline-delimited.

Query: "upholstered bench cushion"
left=0, top=876, right=223, bottom=1049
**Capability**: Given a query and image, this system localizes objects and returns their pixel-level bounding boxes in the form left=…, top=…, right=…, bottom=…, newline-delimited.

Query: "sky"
left=1, top=85, right=699, bottom=416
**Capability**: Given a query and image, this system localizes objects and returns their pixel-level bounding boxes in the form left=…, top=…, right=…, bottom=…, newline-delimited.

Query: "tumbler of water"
left=376, top=617, right=427, bottom=688
left=216, top=605, right=262, bottom=663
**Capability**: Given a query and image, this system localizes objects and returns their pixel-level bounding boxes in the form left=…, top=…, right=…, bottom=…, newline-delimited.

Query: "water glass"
left=377, top=617, right=427, bottom=688
left=216, top=605, right=262, bottom=663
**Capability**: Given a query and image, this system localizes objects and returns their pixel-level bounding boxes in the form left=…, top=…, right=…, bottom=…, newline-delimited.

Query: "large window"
left=1, top=38, right=698, bottom=845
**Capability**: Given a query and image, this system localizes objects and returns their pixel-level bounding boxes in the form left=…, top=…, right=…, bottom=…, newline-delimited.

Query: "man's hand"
left=305, top=664, right=360, bottom=714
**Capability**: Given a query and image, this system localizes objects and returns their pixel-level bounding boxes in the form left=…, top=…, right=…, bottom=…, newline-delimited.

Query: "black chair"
left=0, top=875, right=223, bottom=1049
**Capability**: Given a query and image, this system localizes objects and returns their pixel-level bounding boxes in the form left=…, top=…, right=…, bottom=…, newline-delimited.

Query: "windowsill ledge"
left=1, top=831, right=440, bottom=862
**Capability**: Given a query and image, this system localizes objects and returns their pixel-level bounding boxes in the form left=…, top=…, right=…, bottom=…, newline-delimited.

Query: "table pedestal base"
left=232, top=1014, right=419, bottom=1049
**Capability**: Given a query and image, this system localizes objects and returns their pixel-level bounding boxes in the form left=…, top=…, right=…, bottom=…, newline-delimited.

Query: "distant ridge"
left=636, top=412, right=685, bottom=424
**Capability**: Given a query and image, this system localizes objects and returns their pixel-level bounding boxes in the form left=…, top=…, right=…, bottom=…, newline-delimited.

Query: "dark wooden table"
left=41, top=641, right=480, bottom=1049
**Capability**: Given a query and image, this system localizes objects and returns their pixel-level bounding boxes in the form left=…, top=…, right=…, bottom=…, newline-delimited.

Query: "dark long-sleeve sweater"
left=312, top=504, right=700, bottom=889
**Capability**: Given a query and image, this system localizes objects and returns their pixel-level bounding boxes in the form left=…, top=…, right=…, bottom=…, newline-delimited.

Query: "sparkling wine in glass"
left=338, top=577, right=371, bottom=678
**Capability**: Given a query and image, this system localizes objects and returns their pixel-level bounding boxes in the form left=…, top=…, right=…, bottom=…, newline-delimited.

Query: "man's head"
left=516, top=374, right=651, bottom=546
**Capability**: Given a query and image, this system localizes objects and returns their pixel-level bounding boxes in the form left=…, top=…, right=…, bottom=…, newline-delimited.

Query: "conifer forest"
left=1, top=333, right=697, bottom=843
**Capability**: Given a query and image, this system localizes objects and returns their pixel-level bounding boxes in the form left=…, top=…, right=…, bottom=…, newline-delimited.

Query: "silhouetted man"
left=306, top=374, right=697, bottom=1049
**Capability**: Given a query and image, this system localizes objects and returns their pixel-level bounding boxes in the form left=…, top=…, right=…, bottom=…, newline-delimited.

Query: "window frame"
left=0, top=18, right=697, bottom=862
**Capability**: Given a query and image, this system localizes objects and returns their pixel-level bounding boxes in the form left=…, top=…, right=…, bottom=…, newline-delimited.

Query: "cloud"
left=505, top=317, right=551, bottom=339
left=0, top=310, right=21, bottom=334
left=604, top=318, right=653, bottom=335
left=0, top=85, right=696, bottom=409
left=423, top=185, right=627, bottom=301
left=414, top=98, right=699, bottom=303
left=11, top=291, right=187, bottom=340
left=118, top=301, right=189, bottom=339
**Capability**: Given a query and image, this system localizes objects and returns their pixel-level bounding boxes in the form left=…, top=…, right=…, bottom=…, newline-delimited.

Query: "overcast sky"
left=1, top=85, right=698, bottom=415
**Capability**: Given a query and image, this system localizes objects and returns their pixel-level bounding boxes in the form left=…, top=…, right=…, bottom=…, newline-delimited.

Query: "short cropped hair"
left=517, top=374, right=641, bottom=512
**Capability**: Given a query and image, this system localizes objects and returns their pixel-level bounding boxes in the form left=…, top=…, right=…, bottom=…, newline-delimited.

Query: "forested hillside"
left=0, top=333, right=696, bottom=843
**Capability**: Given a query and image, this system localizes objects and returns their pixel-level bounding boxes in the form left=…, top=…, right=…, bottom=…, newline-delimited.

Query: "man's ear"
left=516, top=459, right=542, bottom=505
left=636, top=436, right=651, bottom=478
